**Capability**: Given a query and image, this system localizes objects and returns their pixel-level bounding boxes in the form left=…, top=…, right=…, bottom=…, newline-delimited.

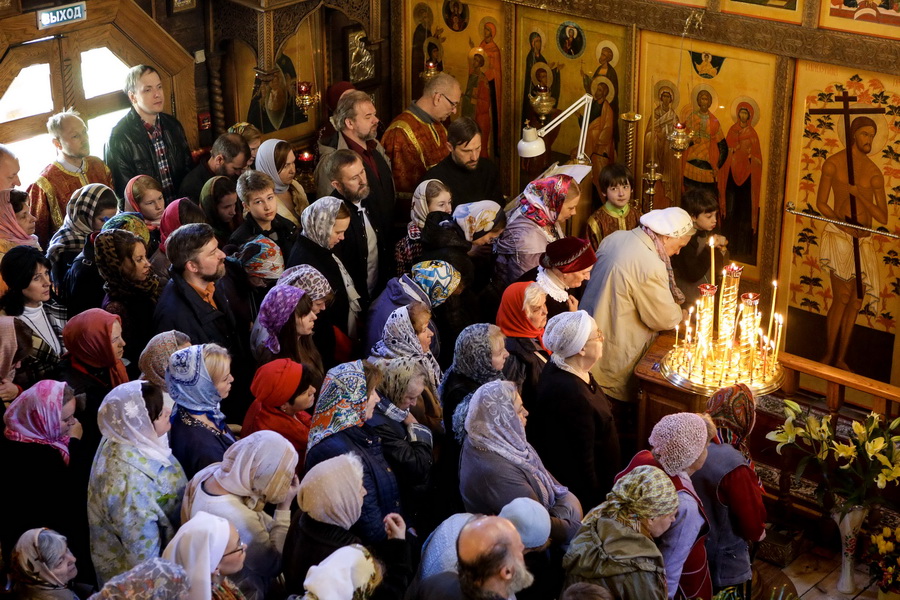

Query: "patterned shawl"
left=238, top=235, right=284, bottom=280
left=94, top=229, right=161, bottom=301
left=278, top=264, right=334, bottom=300
left=10, top=528, right=75, bottom=592
left=47, top=183, right=116, bottom=263
left=307, top=360, right=369, bottom=450
left=139, top=331, right=182, bottom=391
left=258, top=284, right=307, bottom=354
left=165, top=345, right=227, bottom=429
left=101, top=212, right=151, bottom=244
left=410, top=260, right=460, bottom=308
left=88, top=558, right=189, bottom=600
left=440, top=323, right=504, bottom=394
left=453, top=201, right=502, bottom=242
left=98, top=381, right=174, bottom=466
left=706, top=383, right=756, bottom=459
left=594, top=464, right=679, bottom=533
left=515, top=174, right=575, bottom=228
left=370, top=305, right=442, bottom=390
left=3, top=380, right=71, bottom=463
left=301, top=196, right=344, bottom=249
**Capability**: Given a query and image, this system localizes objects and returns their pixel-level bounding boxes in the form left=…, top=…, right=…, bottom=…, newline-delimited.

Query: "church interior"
left=1, top=0, right=900, bottom=598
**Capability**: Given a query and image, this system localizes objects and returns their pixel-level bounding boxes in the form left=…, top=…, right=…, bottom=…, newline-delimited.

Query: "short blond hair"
left=486, top=324, right=505, bottom=354
left=522, top=282, right=547, bottom=313
left=46, top=108, right=82, bottom=139
left=202, top=344, right=231, bottom=383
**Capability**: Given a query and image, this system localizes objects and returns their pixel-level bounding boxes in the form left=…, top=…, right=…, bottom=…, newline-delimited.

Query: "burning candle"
left=298, top=151, right=314, bottom=163
left=709, top=235, right=716, bottom=283
left=674, top=323, right=679, bottom=350
left=766, top=281, right=777, bottom=343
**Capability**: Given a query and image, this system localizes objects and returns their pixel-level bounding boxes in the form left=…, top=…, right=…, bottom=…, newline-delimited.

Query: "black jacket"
left=105, top=108, right=193, bottom=199
left=228, top=213, right=298, bottom=262
left=153, top=269, right=240, bottom=350
left=423, top=154, right=503, bottom=209
left=60, top=234, right=104, bottom=319
left=331, top=190, right=393, bottom=306
left=505, top=336, right=549, bottom=411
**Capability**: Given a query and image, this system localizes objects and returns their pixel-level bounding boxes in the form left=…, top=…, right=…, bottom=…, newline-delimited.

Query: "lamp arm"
left=535, top=93, right=594, bottom=138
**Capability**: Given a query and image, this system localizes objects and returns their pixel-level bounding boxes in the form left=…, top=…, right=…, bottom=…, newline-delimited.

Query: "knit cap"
left=648, top=412, right=709, bottom=475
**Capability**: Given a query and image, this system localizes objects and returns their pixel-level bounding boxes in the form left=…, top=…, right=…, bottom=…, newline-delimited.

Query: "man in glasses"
left=382, top=72, right=460, bottom=197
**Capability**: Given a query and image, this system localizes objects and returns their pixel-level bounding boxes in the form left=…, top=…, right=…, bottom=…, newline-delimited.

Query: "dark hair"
left=95, top=188, right=119, bottom=216
left=448, top=117, right=482, bottom=148
left=598, top=163, right=634, bottom=194
left=211, top=133, right=250, bottom=164
left=681, top=187, right=719, bottom=217
left=288, top=363, right=316, bottom=407
left=457, top=534, right=512, bottom=599
left=276, top=294, right=317, bottom=360
left=9, top=189, right=29, bottom=214
left=166, top=223, right=216, bottom=272
left=236, top=170, right=275, bottom=204
left=273, top=141, right=294, bottom=172
left=13, top=319, right=33, bottom=365
left=178, top=197, right=207, bottom=225
left=560, top=583, right=615, bottom=600
left=322, top=149, right=361, bottom=184
left=141, top=381, right=164, bottom=422
left=0, top=246, right=52, bottom=316
left=205, top=177, right=238, bottom=226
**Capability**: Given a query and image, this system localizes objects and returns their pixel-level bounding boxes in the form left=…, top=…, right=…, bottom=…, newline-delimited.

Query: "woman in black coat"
left=495, top=282, right=550, bottom=411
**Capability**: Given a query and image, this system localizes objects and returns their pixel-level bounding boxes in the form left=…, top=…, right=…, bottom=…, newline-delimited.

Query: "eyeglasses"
left=588, top=333, right=605, bottom=343
left=439, top=92, right=459, bottom=109
left=223, top=540, right=246, bottom=557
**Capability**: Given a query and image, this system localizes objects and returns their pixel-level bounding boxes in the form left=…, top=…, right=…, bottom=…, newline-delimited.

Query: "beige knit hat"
left=648, top=412, right=709, bottom=475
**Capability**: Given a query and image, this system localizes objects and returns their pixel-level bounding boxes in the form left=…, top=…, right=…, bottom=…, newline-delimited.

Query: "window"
left=81, top=48, right=130, bottom=100
left=0, top=63, right=53, bottom=121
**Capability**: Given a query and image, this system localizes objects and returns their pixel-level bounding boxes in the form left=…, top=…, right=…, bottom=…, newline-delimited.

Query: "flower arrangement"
left=865, top=526, right=900, bottom=592
left=766, top=400, right=900, bottom=516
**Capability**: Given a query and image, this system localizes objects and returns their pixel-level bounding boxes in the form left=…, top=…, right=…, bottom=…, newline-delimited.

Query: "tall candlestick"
left=674, top=323, right=679, bottom=350
left=766, top=280, right=777, bottom=343
left=709, top=235, right=716, bottom=284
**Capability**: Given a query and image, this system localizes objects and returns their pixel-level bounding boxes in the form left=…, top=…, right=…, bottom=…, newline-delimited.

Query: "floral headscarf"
left=441, top=324, right=504, bottom=390
left=238, top=235, right=284, bottom=280
left=706, top=383, right=756, bottom=459
left=258, top=284, right=307, bottom=354
left=279, top=264, right=333, bottom=301
left=88, top=558, right=189, bottom=600
left=101, top=212, right=151, bottom=244
left=515, top=174, right=575, bottom=228
left=411, top=260, right=460, bottom=308
left=10, top=528, right=74, bottom=591
left=98, top=381, right=175, bottom=466
left=47, top=183, right=116, bottom=263
left=255, top=139, right=290, bottom=194
left=63, top=308, right=130, bottom=387
left=593, top=465, right=679, bottom=534
left=0, top=189, right=40, bottom=248
left=307, top=360, right=369, bottom=450
left=94, top=229, right=161, bottom=301
left=3, top=380, right=71, bottom=463
left=464, top=380, right=568, bottom=507
left=165, top=345, right=226, bottom=429
left=139, top=331, right=183, bottom=391
left=411, top=179, right=440, bottom=228
left=377, top=357, right=429, bottom=412
left=453, top=201, right=502, bottom=242
left=370, top=305, right=441, bottom=390
left=301, top=196, right=344, bottom=249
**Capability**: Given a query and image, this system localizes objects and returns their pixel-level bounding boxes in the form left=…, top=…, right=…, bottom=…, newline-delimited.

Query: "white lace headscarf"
left=97, top=381, right=174, bottom=466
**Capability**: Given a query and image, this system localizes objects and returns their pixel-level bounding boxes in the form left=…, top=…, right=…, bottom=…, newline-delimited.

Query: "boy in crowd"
left=584, top=163, right=641, bottom=251
left=672, top=187, right=729, bottom=307
left=230, top=170, right=297, bottom=258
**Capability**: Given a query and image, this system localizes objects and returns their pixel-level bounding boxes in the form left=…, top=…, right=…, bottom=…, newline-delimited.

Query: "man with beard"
left=27, top=110, right=114, bottom=247
left=315, top=90, right=396, bottom=235
left=178, top=132, right=249, bottom=203
left=323, top=149, right=393, bottom=307
left=424, top=117, right=503, bottom=208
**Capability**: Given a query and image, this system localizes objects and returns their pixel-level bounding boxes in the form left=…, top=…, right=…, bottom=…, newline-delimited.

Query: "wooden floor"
left=755, top=546, right=880, bottom=600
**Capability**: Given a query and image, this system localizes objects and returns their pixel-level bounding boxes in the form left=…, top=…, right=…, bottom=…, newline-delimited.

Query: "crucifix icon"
left=808, top=90, right=885, bottom=297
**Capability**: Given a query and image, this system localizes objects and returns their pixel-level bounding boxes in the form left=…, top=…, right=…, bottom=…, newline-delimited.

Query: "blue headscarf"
left=166, top=345, right=227, bottom=429
left=411, top=260, right=460, bottom=307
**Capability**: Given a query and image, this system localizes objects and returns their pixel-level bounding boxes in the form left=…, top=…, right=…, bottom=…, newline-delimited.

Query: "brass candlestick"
left=620, top=112, right=642, bottom=177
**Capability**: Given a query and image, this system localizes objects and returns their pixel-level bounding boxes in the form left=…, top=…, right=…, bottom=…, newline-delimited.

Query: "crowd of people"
left=0, top=62, right=763, bottom=600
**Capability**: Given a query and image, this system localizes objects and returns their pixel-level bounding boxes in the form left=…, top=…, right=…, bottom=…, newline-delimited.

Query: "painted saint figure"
left=462, top=51, right=491, bottom=143
left=815, top=116, right=888, bottom=371
left=643, top=85, right=680, bottom=208
left=582, top=44, right=620, bottom=148
left=479, top=21, right=502, bottom=158
left=522, top=32, right=562, bottom=124
left=719, top=102, right=763, bottom=264
left=412, top=4, right=443, bottom=99
left=682, top=89, right=727, bottom=198
left=586, top=81, right=617, bottom=199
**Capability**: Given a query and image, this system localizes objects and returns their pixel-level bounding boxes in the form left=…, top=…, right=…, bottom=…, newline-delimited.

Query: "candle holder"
left=420, top=60, right=440, bottom=84
left=529, top=85, right=555, bottom=126
left=668, top=121, right=691, bottom=160
left=294, top=81, right=319, bottom=115
left=661, top=265, right=784, bottom=395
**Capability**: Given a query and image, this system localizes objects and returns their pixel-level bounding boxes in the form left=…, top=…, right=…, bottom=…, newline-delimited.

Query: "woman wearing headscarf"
left=254, top=139, right=309, bottom=226
left=241, top=359, right=316, bottom=467
left=394, top=179, right=453, bottom=275
left=217, top=235, right=284, bottom=333
left=459, top=380, right=583, bottom=547
left=496, top=282, right=549, bottom=410
left=691, top=385, right=765, bottom=599
left=300, top=545, right=380, bottom=600
left=532, top=311, right=620, bottom=511
left=277, top=264, right=334, bottom=312
left=162, top=511, right=247, bottom=600
left=494, top=174, right=581, bottom=286
left=88, top=381, right=187, bottom=584
left=46, top=183, right=118, bottom=287
left=8, top=528, right=80, bottom=600
left=0, top=188, right=41, bottom=295
left=287, top=197, right=359, bottom=365
left=306, top=360, right=405, bottom=545
left=369, top=304, right=443, bottom=434
left=253, top=285, right=322, bottom=389
left=618, top=412, right=712, bottom=600
left=562, top=465, right=678, bottom=600
left=200, top=177, right=241, bottom=248
left=0, top=381, right=84, bottom=567
left=94, top=229, right=161, bottom=366
left=87, top=557, right=189, bottom=600
left=166, top=344, right=237, bottom=479
left=523, top=236, right=597, bottom=318
left=61, top=308, right=128, bottom=448
left=364, top=259, right=460, bottom=356
left=181, top=431, right=300, bottom=600
left=139, top=330, right=193, bottom=403
left=149, top=198, right=206, bottom=285
left=122, top=175, right=164, bottom=255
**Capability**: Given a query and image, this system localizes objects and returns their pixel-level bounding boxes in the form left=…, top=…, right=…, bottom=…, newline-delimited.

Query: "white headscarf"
left=453, top=200, right=502, bottom=242
left=254, top=139, right=289, bottom=194
left=162, top=511, right=231, bottom=600
left=411, top=179, right=439, bottom=228
left=97, top=381, right=174, bottom=466
left=302, top=544, right=378, bottom=600
left=182, top=431, right=298, bottom=517
left=543, top=310, right=595, bottom=361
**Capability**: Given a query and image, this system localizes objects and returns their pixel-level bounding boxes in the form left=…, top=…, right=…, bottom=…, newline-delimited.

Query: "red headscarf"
left=62, top=308, right=129, bottom=387
left=158, top=198, right=186, bottom=254
left=496, top=282, right=548, bottom=351
left=242, top=359, right=312, bottom=466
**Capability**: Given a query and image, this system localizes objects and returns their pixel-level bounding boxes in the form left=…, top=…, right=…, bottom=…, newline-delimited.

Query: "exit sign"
left=37, top=2, right=87, bottom=30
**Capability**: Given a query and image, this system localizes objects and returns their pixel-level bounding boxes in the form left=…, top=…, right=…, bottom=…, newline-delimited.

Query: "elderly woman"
left=88, top=381, right=187, bottom=584
left=287, top=197, right=359, bottom=364
left=301, top=545, right=381, bottom=600
left=532, top=311, right=620, bottom=511
left=87, top=557, right=189, bottom=600
left=619, top=412, right=712, bottom=600
left=369, top=303, right=443, bottom=433
left=200, top=176, right=240, bottom=248
left=241, top=359, right=316, bottom=467
left=692, top=385, right=766, bottom=599
left=563, top=465, right=679, bottom=600
left=0, top=188, right=40, bottom=295
left=525, top=236, right=596, bottom=318
left=365, top=260, right=460, bottom=356
left=494, top=174, right=581, bottom=286
left=181, top=431, right=300, bottom=600
left=166, top=344, right=237, bottom=479
left=8, top=529, right=80, bottom=600
left=459, top=380, right=583, bottom=546
left=162, top=511, right=247, bottom=600
left=94, top=229, right=161, bottom=365
left=0, top=381, right=84, bottom=567
left=581, top=206, right=692, bottom=455
left=496, top=282, right=549, bottom=409
left=254, top=139, right=309, bottom=226
left=305, top=360, right=404, bottom=544
left=139, top=330, right=192, bottom=404
left=395, top=179, right=453, bottom=275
